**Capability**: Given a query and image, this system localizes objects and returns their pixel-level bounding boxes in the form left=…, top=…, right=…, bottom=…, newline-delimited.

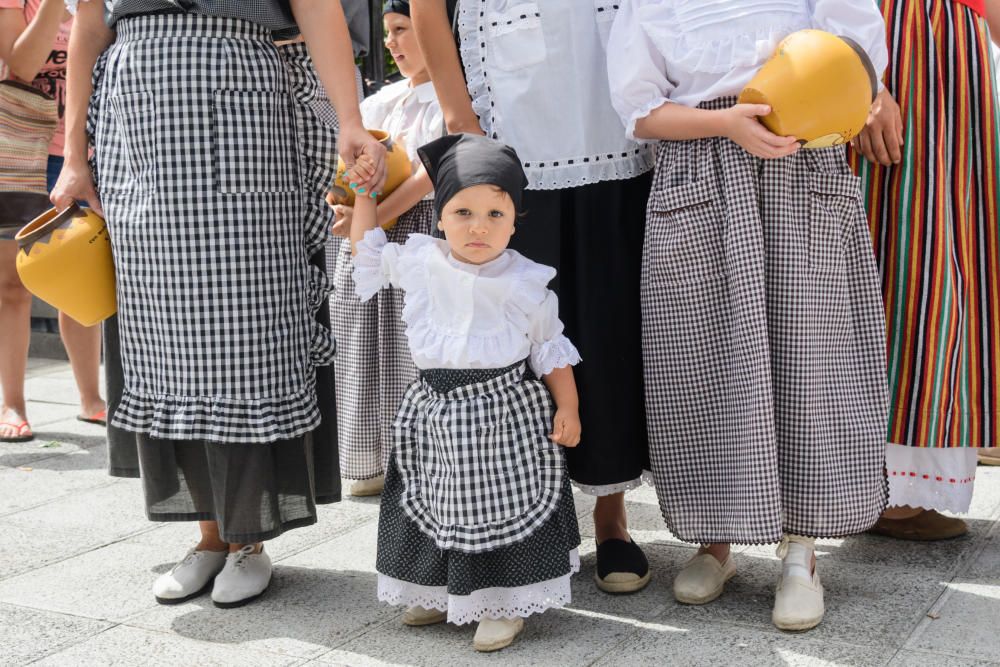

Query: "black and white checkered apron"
left=332, top=201, right=435, bottom=480
left=642, top=98, right=889, bottom=545
left=393, top=362, right=565, bottom=553
left=89, top=14, right=335, bottom=444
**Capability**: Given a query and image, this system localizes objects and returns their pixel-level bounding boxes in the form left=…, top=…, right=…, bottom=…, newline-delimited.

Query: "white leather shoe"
left=402, top=605, right=447, bottom=626
left=211, top=545, right=272, bottom=609
left=772, top=535, right=824, bottom=631
left=473, top=617, right=524, bottom=652
left=153, top=548, right=227, bottom=604
left=673, top=552, right=737, bottom=604
left=350, top=475, right=385, bottom=497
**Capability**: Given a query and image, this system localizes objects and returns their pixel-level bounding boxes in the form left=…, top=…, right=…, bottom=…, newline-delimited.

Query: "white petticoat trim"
left=377, top=549, right=580, bottom=626
left=573, top=470, right=654, bottom=497
left=885, top=443, right=978, bottom=514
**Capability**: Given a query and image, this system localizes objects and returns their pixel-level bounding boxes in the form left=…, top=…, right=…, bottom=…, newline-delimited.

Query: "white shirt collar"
left=410, top=80, right=437, bottom=104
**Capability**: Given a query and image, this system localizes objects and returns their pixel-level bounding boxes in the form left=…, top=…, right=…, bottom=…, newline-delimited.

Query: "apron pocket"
left=214, top=90, right=298, bottom=195
left=646, top=178, right=725, bottom=286
left=807, top=171, right=863, bottom=273
left=107, top=92, right=157, bottom=195
left=487, top=2, right=546, bottom=72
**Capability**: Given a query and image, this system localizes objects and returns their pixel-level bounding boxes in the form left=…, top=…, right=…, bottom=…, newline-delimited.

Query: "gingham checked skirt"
left=642, top=99, right=889, bottom=544
left=332, top=201, right=434, bottom=480
left=393, top=362, right=566, bottom=553
left=89, top=14, right=335, bottom=444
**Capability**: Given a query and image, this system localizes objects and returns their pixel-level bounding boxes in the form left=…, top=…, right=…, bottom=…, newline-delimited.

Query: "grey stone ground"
left=2, top=358, right=999, bottom=666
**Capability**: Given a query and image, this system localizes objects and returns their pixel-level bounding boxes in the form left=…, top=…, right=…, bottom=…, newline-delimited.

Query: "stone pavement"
left=2, top=358, right=999, bottom=667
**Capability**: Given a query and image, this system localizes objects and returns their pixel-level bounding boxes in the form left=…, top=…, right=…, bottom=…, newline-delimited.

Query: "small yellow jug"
left=16, top=203, right=116, bottom=326
left=738, top=30, right=878, bottom=148
left=328, top=129, right=413, bottom=229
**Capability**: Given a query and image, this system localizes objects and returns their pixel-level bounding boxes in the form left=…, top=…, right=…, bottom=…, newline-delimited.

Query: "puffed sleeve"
left=607, top=0, right=676, bottom=141
left=527, top=291, right=582, bottom=378
left=811, top=0, right=889, bottom=89
left=351, top=227, right=406, bottom=302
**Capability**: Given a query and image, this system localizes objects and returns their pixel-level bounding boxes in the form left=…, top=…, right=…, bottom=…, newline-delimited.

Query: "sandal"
left=76, top=409, right=107, bottom=426
left=0, top=419, right=34, bottom=443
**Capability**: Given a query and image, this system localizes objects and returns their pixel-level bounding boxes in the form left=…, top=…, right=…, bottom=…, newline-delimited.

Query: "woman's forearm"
left=376, top=167, right=433, bottom=227
left=62, top=0, right=113, bottom=163
left=410, top=0, right=482, bottom=134
left=0, top=0, right=65, bottom=81
left=634, top=102, right=729, bottom=142
left=291, top=0, right=364, bottom=132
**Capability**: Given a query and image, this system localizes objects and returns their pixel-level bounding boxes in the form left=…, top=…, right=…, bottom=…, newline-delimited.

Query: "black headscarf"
left=382, top=0, right=410, bottom=16
left=418, top=134, right=528, bottom=219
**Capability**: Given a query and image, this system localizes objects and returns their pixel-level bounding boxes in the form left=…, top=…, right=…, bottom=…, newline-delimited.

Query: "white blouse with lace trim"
left=885, top=443, right=979, bottom=514
left=377, top=549, right=580, bottom=625
left=607, top=0, right=890, bottom=139
left=352, top=227, right=581, bottom=377
left=456, top=0, right=654, bottom=190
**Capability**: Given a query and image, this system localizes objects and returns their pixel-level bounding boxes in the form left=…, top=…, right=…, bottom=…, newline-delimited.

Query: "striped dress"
left=849, top=0, right=1000, bottom=512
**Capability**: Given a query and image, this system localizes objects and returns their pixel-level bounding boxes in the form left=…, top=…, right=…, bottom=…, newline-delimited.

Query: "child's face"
left=384, top=13, right=428, bottom=82
left=437, top=185, right=516, bottom=265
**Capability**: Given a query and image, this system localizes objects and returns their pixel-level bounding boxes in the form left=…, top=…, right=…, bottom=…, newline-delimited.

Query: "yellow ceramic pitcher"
left=15, top=203, right=116, bottom=326
left=328, top=129, right=413, bottom=229
left=738, top=30, right=879, bottom=148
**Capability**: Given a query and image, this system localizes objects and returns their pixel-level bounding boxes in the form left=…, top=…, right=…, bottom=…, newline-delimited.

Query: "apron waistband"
left=115, top=12, right=272, bottom=42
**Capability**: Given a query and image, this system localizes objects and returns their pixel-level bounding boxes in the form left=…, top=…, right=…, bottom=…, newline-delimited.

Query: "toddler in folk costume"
left=347, top=134, right=582, bottom=652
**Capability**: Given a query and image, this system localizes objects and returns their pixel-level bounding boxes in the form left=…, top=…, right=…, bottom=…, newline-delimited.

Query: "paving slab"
left=32, top=625, right=303, bottom=667
left=652, top=547, right=947, bottom=650
left=0, top=602, right=112, bottom=665
left=0, top=428, right=105, bottom=469
left=887, top=649, right=1000, bottom=666
left=904, top=581, right=1000, bottom=663
left=960, top=529, right=1000, bottom=582
left=0, top=448, right=113, bottom=517
left=590, top=621, right=888, bottom=667
left=126, top=522, right=395, bottom=660
left=0, top=480, right=154, bottom=580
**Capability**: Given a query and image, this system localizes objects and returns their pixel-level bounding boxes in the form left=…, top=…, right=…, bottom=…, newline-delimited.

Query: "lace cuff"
left=626, top=97, right=672, bottom=142
left=530, top=334, right=581, bottom=378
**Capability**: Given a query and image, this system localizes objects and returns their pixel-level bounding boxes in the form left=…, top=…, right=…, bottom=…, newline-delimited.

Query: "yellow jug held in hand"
left=738, top=29, right=879, bottom=149
left=329, top=129, right=413, bottom=230
left=15, top=203, right=116, bottom=327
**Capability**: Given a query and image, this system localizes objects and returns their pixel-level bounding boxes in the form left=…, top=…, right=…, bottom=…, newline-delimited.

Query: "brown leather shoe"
left=869, top=510, right=968, bottom=541
left=979, top=448, right=1000, bottom=466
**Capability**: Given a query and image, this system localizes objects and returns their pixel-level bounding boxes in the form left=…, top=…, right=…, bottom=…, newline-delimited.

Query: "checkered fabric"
left=334, top=202, right=435, bottom=480
left=101, top=0, right=299, bottom=39
left=90, top=14, right=321, bottom=443
left=393, top=362, right=564, bottom=554
left=642, top=97, right=889, bottom=544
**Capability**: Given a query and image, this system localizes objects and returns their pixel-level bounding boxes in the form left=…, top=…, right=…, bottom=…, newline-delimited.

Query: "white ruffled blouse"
left=352, top=227, right=581, bottom=376
left=607, top=0, right=890, bottom=139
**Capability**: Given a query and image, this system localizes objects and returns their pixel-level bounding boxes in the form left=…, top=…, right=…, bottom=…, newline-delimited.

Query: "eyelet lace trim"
left=573, top=470, right=654, bottom=497
left=377, top=549, right=580, bottom=626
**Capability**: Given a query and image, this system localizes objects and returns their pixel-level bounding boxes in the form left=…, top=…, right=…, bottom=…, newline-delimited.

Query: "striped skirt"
left=849, top=0, right=1000, bottom=512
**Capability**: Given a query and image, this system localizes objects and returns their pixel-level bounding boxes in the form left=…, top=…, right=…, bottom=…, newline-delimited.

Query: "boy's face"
left=437, top=185, right=516, bottom=265
left=384, top=13, right=428, bottom=81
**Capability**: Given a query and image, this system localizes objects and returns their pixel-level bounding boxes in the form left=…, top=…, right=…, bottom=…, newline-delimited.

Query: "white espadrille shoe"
left=153, top=547, right=227, bottom=604
left=772, top=534, right=824, bottom=631
left=350, top=475, right=385, bottom=497
left=211, top=545, right=272, bottom=609
left=473, top=617, right=524, bottom=652
left=402, top=606, right=447, bottom=626
left=673, top=552, right=737, bottom=605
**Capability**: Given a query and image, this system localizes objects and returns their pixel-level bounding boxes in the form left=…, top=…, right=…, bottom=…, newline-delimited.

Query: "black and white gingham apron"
left=394, top=362, right=564, bottom=553
left=332, top=201, right=435, bottom=480
left=642, top=98, right=889, bottom=545
left=89, top=14, right=335, bottom=444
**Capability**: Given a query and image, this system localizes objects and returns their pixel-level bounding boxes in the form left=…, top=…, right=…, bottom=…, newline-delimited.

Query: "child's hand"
left=721, top=104, right=800, bottom=160
left=331, top=204, right=353, bottom=238
left=550, top=408, right=581, bottom=447
left=346, top=154, right=380, bottom=198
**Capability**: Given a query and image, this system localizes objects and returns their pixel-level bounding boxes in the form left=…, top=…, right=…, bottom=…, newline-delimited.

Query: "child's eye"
left=453, top=208, right=471, bottom=216
left=488, top=210, right=505, bottom=218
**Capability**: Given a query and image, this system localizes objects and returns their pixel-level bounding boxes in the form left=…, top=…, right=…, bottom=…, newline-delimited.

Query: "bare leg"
left=698, top=543, right=732, bottom=565
left=196, top=521, right=229, bottom=552
left=0, top=241, right=32, bottom=438
left=59, top=311, right=106, bottom=418
left=593, top=492, right=630, bottom=543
